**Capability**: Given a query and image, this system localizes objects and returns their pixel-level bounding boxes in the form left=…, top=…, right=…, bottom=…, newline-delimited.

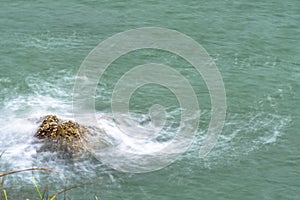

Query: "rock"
left=35, top=115, right=89, bottom=159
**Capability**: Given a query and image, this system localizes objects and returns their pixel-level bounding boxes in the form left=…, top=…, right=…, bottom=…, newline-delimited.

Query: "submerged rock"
left=35, top=115, right=89, bottom=159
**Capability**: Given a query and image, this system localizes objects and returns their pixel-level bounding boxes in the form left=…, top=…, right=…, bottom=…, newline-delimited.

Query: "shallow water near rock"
left=0, top=0, right=299, bottom=199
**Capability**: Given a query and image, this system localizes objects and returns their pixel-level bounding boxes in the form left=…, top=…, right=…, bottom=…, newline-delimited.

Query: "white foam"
left=19, top=32, right=84, bottom=50
left=0, top=67, right=292, bottom=179
left=195, top=110, right=291, bottom=168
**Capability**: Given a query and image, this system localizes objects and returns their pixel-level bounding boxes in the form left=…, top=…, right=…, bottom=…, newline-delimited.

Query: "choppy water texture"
left=0, top=0, right=299, bottom=199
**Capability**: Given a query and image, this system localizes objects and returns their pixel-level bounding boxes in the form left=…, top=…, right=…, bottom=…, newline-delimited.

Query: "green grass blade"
left=32, top=176, right=43, bottom=200
left=3, top=189, right=8, bottom=200
left=0, top=178, right=3, bottom=189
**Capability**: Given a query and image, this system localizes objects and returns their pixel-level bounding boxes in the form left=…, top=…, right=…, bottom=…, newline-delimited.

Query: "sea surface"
left=0, top=0, right=299, bottom=199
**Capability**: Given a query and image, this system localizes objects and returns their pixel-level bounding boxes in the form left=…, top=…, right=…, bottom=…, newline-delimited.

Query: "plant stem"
left=32, top=176, right=43, bottom=200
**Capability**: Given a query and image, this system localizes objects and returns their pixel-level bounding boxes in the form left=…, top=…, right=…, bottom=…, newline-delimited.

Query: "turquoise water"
left=0, top=0, right=299, bottom=199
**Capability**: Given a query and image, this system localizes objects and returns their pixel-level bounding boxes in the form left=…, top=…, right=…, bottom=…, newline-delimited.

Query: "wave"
left=0, top=70, right=292, bottom=187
